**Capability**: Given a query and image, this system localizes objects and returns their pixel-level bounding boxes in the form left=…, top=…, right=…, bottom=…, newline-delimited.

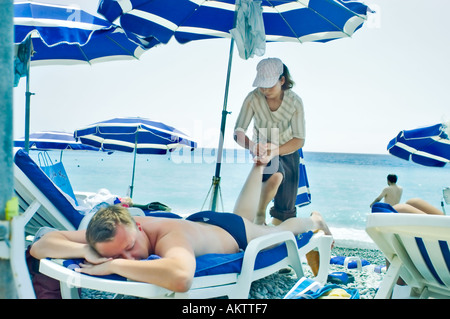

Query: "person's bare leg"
left=243, top=211, right=332, bottom=242
left=406, top=198, right=444, bottom=215
left=393, top=203, right=426, bottom=214
left=233, top=164, right=265, bottom=222
left=254, top=173, right=282, bottom=225
left=277, top=211, right=332, bottom=237
left=279, top=212, right=333, bottom=276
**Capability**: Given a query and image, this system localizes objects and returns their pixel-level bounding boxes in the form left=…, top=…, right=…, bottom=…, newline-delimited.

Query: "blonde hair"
left=85, top=205, right=136, bottom=248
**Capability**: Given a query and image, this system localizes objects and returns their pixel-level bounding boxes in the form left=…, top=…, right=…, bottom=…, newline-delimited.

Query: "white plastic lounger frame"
left=12, top=153, right=78, bottom=299
left=366, top=213, right=450, bottom=299
left=40, top=230, right=332, bottom=299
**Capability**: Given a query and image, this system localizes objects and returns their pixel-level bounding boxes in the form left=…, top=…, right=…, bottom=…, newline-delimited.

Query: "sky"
left=12, top=0, right=450, bottom=154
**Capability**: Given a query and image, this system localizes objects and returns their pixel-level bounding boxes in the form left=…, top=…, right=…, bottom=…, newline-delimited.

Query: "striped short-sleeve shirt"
left=234, top=89, right=305, bottom=152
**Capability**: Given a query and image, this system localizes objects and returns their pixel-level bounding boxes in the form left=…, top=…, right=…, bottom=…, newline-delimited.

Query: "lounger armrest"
left=241, top=231, right=300, bottom=275
left=245, top=231, right=298, bottom=255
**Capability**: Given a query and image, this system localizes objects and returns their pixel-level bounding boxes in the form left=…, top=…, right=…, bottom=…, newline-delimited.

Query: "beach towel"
left=284, top=277, right=359, bottom=299
left=230, top=0, right=266, bottom=59
left=27, top=227, right=62, bottom=299
left=14, top=36, right=33, bottom=87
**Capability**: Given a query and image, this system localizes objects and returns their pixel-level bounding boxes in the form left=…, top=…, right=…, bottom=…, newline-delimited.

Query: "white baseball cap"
left=252, top=58, right=284, bottom=88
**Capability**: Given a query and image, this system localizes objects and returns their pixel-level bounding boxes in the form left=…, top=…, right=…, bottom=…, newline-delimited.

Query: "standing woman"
left=234, top=58, right=306, bottom=225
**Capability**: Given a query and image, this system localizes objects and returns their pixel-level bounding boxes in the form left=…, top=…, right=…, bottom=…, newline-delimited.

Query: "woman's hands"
left=252, top=142, right=278, bottom=165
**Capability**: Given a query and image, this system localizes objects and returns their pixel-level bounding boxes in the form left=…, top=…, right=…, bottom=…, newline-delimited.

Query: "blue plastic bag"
left=38, top=151, right=78, bottom=205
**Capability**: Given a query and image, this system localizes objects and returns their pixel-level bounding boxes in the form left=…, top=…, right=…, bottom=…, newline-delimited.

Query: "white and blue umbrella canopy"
left=14, top=1, right=153, bottom=65
left=74, top=117, right=197, bottom=154
left=387, top=123, right=450, bottom=167
left=295, top=149, right=311, bottom=207
left=98, top=0, right=370, bottom=46
left=14, top=1, right=111, bottom=46
left=14, top=131, right=100, bottom=151
left=96, top=0, right=370, bottom=209
left=14, top=1, right=154, bottom=153
left=27, top=27, right=151, bottom=65
left=74, top=117, right=197, bottom=198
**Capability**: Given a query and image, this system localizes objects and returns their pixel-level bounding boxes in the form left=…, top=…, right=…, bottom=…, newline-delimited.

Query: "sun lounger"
left=12, top=148, right=332, bottom=299
left=40, top=229, right=332, bottom=299
left=12, top=148, right=86, bottom=298
left=366, top=213, right=450, bottom=299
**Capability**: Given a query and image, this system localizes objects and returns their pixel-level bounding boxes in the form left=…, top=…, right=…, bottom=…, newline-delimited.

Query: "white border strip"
left=14, top=17, right=104, bottom=31
left=395, top=141, right=449, bottom=163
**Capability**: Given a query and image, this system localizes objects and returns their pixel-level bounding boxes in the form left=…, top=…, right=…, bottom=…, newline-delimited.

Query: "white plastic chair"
left=366, top=213, right=450, bottom=299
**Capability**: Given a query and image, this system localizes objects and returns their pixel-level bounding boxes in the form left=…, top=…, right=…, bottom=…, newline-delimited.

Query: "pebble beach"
left=249, top=246, right=386, bottom=299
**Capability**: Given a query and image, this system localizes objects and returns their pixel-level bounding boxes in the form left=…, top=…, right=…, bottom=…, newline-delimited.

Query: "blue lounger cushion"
left=61, top=231, right=314, bottom=280
left=195, top=230, right=313, bottom=277
left=371, top=202, right=398, bottom=214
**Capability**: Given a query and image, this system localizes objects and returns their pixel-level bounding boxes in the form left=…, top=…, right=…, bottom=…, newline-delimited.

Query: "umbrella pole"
left=24, top=46, right=33, bottom=153
left=210, top=38, right=234, bottom=212
left=130, top=135, right=138, bottom=199
left=209, top=1, right=240, bottom=212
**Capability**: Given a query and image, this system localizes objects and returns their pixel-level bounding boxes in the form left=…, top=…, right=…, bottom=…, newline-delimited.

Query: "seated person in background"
left=394, top=198, right=444, bottom=215
left=30, top=163, right=332, bottom=293
left=370, top=174, right=403, bottom=208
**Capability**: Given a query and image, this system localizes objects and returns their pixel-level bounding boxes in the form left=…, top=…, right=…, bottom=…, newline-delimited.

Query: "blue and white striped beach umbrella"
left=14, top=1, right=110, bottom=47
left=74, top=117, right=197, bottom=197
left=98, top=0, right=370, bottom=46
left=14, top=1, right=152, bottom=65
left=387, top=123, right=450, bottom=167
left=97, top=0, right=370, bottom=210
left=14, top=1, right=153, bottom=65
left=296, top=149, right=311, bottom=207
left=25, top=26, right=150, bottom=66
left=14, top=1, right=154, bottom=153
left=14, top=131, right=100, bottom=151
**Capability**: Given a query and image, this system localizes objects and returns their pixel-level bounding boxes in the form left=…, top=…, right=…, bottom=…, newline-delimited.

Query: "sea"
left=29, top=148, right=450, bottom=249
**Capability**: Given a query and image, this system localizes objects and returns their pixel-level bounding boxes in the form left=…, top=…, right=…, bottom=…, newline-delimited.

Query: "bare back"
left=383, top=185, right=403, bottom=206
left=135, top=216, right=240, bottom=258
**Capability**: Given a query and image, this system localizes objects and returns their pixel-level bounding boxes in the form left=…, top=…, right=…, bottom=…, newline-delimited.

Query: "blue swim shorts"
left=186, top=211, right=248, bottom=250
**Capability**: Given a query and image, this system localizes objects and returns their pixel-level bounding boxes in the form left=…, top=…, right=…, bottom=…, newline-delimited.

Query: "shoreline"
left=329, top=227, right=379, bottom=250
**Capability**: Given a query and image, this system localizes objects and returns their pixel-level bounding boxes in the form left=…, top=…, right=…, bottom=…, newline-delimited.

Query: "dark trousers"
left=262, top=151, right=300, bottom=221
